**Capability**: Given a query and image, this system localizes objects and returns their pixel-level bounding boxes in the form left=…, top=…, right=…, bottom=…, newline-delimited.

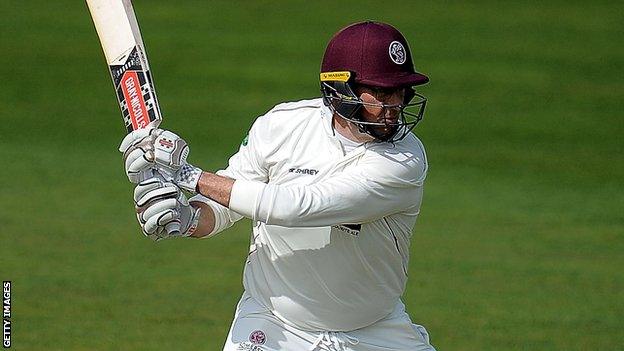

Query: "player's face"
left=356, top=86, right=406, bottom=139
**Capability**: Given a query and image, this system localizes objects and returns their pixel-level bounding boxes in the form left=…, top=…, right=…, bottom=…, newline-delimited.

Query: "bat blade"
left=86, top=0, right=162, bottom=133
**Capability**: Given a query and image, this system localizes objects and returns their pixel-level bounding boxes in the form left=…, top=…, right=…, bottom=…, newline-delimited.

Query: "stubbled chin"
left=374, top=126, right=398, bottom=138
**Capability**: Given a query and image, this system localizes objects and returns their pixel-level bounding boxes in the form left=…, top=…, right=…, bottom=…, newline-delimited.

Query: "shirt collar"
left=319, top=100, right=336, bottom=137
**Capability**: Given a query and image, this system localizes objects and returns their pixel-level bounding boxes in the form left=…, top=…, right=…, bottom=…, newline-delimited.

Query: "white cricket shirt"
left=192, top=98, right=428, bottom=332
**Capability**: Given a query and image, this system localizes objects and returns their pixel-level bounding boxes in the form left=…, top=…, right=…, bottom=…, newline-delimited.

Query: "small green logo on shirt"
left=241, top=135, right=249, bottom=146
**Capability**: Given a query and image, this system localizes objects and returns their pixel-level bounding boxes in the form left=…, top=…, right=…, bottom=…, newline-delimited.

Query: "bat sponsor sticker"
left=120, top=71, right=150, bottom=130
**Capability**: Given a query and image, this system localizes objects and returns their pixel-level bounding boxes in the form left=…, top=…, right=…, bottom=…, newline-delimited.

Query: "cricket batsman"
left=120, top=21, right=435, bottom=351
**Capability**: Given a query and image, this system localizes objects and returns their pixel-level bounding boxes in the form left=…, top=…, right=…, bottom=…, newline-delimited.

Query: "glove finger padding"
left=125, top=149, right=155, bottom=183
left=143, top=208, right=180, bottom=235
left=123, top=134, right=159, bottom=183
left=119, top=128, right=158, bottom=154
left=134, top=178, right=179, bottom=209
left=133, top=178, right=193, bottom=240
left=133, top=178, right=163, bottom=203
left=135, top=211, right=169, bottom=241
left=141, top=198, right=178, bottom=223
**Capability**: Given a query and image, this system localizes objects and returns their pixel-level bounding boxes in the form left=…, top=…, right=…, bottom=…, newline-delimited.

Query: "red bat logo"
left=121, top=72, right=149, bottom=130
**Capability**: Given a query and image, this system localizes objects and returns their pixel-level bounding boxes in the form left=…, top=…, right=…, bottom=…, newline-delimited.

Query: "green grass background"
left=1, top=0, right=623, bottom=349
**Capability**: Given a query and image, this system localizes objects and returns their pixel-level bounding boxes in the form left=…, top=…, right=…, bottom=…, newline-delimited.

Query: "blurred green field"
left=1, top=0, right=623, bottom=350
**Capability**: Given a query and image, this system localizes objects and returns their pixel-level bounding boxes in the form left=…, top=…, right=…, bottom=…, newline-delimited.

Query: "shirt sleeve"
left=190, top=115, right=270, bottom=236
left=229, top=151, right=425, bottom=227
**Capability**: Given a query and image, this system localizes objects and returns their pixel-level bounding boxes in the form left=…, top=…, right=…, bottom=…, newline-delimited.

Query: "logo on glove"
left=158, top=138, right=174, bottom=149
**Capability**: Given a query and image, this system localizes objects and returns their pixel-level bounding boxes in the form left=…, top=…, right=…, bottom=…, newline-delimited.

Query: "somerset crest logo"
left=389, top=41, right=407, bottom=65
left=249, top=330, right=266, bottom=345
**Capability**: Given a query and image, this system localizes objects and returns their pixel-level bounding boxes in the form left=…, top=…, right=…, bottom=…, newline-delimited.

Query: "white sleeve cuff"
left=188, top=194, right=222, bottom=237
left=229, top=179, right=266, bottom=220
left=189, top=194, right=238, bottom=237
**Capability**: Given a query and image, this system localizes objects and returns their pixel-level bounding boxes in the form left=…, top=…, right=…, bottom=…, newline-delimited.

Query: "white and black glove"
left=119, top=128, right=203, bottom=193
left=134, top=177, right=201, bottom=241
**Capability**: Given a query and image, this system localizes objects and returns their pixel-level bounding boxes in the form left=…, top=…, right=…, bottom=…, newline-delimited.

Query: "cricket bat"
left=86, top=0, right=161, bottom=133
left=87, top=0, right=179, bottom=237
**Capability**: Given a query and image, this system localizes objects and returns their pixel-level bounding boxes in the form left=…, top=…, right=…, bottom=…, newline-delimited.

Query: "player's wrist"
left=175, top=164, right=203, bottom=193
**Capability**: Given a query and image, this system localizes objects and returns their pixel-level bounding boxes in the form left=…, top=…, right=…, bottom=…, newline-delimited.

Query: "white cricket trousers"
left=222, top=292, right=436, bottom=351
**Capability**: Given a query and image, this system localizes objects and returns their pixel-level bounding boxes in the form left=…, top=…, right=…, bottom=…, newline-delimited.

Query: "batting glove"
left=119, top=128, right=203, bottom=193
left=134, top=177, right=201, bottom=241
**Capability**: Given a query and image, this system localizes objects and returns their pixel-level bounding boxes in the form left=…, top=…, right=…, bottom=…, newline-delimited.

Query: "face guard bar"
left=321, top=80, right=427, bottom=142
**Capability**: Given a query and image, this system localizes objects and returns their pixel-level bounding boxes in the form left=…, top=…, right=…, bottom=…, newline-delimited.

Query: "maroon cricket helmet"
left=321, top=21, right=429, bottom=88
left=319, top=21, right=429, bottom=142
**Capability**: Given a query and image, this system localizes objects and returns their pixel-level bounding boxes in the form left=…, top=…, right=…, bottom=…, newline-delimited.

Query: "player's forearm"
left=195, top=172, right=235, bottom=209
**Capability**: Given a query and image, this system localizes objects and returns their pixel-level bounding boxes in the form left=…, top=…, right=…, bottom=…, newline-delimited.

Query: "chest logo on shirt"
left=288, top=167, right=319, bottom=176
left=333, top=224, right=361, bottom=236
